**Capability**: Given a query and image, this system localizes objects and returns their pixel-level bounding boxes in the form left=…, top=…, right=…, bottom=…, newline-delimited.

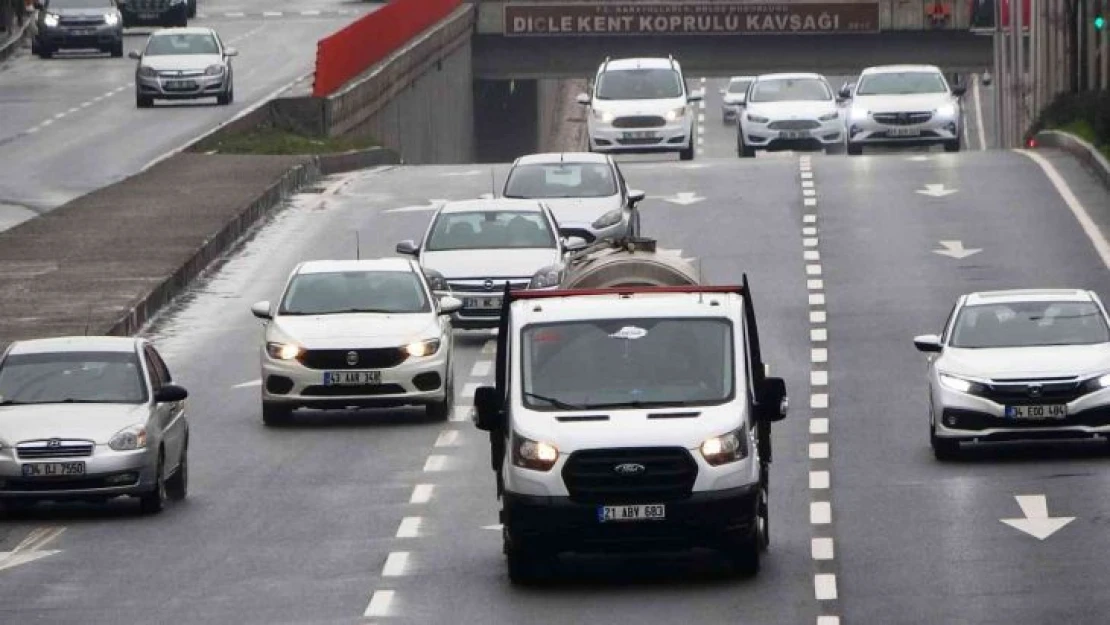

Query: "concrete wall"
left=536, top=78, right=589, bottom=152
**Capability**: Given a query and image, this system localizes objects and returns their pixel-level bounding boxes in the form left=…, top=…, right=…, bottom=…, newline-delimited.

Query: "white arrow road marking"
left=0, top=526, right=65, bottom=573
left=232, top=379, right=261, bottom=389
left=933, top=240, right=982, bottom=259
left=662, top=192, right=705, bottom=206
left=384, top=200, right=450, bottom=214
left=915, top=183, right=959, bottom=197
left=1001, top=495, right=1075, bottom=540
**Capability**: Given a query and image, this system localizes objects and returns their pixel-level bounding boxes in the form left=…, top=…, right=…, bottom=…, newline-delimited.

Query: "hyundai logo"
left=483, top=279, right=495, bottom=290
left=346, top=351, right=359, bottom=366
left=1027, top=384, right=1043, bottom=398
left=47, top=438, right=61, bottom=448
left=613, top=463, right=646, bottom=476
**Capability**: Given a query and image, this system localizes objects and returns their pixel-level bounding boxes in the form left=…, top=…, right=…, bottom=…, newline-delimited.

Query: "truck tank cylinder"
left=560, top=240, right=702, bottom=288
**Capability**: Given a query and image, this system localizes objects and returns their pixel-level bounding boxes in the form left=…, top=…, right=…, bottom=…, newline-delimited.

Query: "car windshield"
left=856, top=71, right=948, bottom=95
left=425, top=210, right=556, bottom=251
left=46, top=0, right=112, bottom=7
left=521, top=318, right=736, bottom=410
left=0, top=351, right=147, bottom=405
left=145, top=33, right=219, bottom=56
left=595, top=68, right=683, bottom=100
left=727, top=80, right=752, bottom=94
left=950, top=301, right=1110, bottom=348
left=279, top=270, right=430, bottom=315
left=749, top=78, right=832, bottom=102
left=503, top=163, right=617, bottom=199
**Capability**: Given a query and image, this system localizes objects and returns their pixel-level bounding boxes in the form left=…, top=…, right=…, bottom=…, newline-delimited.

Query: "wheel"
left=425, top=368, right=453, bottom=421
left=825, top=142, right=844, bottom=156
left=216, top=90, right=230, bottom=106
left=110, top=41, right=123, bottom=57
left=756, top=482, right=770, bottom=551
left=943, top=139, right=961, bottom=153
left=262, top=401, right=293, bottom=426
left=226, top=80, right=234, bottom=103
left=0, top=500, right=36, bottom=516
left=38, top=46, right=53, bottom=59
left=30, top=37, right=39, bottom=54
left=679, top=140, right=695, bottom=161
left=930, top=424, right=961, bottom=461
left=138, top=451, right=167, bottom=514
left=165, top=439, right=188, bottom=501
left=136, top=94, right=153, bottom=108
left=723, top=485, right=764, bottom=576
left=738, top=134, right=756, bottom=158
left=847, top=142, right=863, bottom=156
left=187, top=0, right=197, bottom=17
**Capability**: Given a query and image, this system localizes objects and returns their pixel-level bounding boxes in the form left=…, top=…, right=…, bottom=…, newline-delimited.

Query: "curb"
left=317, top=146, right=401, bottom=174
left=1034, top=129, right=1110, bottom=191
left=104, top=158, right=322, bottom=338
left=0, top=13, right=35, bottom=63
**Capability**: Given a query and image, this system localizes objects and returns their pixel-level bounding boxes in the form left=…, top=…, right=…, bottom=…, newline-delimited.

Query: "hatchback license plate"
left=780, top=130, right=811, bottom=139
left=323, top=370, right=382, bottom=386
left=464, top=297, right=501, bottom=309
left=69, top=29, right=94, bottom=35
left=888, top=128, right=922, bottom=137
left=22, top=462, right=86, bottom=477
left=1006, top=404, right=1067, bottom=419
left=598, top=503, right=666, bottom=522
left=166, top=80, right=196, bottom=90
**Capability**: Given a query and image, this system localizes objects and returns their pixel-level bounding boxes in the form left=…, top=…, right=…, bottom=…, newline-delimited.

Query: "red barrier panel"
left=313, top=0, right=462, bottom=98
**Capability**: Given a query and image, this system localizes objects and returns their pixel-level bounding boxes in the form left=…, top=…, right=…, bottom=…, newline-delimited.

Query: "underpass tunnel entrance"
left=474, top=79, right=539, bottom=163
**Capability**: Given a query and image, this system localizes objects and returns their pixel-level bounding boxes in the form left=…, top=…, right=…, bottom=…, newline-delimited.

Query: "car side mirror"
left=687, top=91, right=704, bottom=103
left=396, top=240, right=419, bottom=256
left=980, top=71, right=992, bottom=87
left=128, top=50, right=142, bottom=60
left=438, top=295, right=462, bottom=315
left=951, top=84, right=967, bottom=97
left=224, top=47, right=238, bottom=57
left=473, top=386, right=504, bottom=432
left=838, top=85, right=852, bottom=100
left=250, top=300, right=272, bottom=320
left=913, top=334, right=943, bottom=353
left=563, top=236, right=588, bottom=252
left=576, top=92, right=590, bottom=105
left=627, top=189, right=646, bottom=207
left=757, top=377, right=788, bottom=422
left=155, top=384, right=188, bottom=403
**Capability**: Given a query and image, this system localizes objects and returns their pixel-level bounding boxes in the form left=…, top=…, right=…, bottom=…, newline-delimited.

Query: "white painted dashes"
left=364, top=590, right=394, bottom=617
left=812, top=537, right=835, bottom=560
left=807, top=279, right=823, bottom=289
left=810, top=394, right=829, bottom=410
left=811, top=501, right=832, bottom=524
left=809, top=442, right=829, bottom=459
left=396, top=517, right=422, bottom=538
left=422, top=455, right=447, bottom=472
left=811, top=370, right=828, bottom=386
left=811, top=328, right=827, bottom=342
left=410, top=484, right=434, bottom=504
left=470, top=360, right=491, bottom=378
left=434, top=430, right=460, bottom=447
left=810, top=470, right=830, bottom=489
left=382, top=552, right=409, bottom=577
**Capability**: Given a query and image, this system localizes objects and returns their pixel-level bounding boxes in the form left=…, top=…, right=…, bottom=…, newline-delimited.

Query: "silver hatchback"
left=0, top=336, right=189, bottom=514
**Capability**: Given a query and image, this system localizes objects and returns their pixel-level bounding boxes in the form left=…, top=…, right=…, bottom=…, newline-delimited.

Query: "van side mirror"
left=627, top=189, right=646, bottom=207
left=473, top=386, right=503, bottom=431
left=563, top=236, right=588, bottom=252
left=224, top=47, right=238, bottom=57
left=128, top=50, right=142, bottom=60
left=396, top=240, right=419, bottom=256
left=913, top=334, right=943, bottom=352
left=576, top=93, right=590, bottom=105
left=757, top=377, right=787, bottom=422
left=155, top=384, right=188, bottom=403
left=251, top=300, right=272, bottom=320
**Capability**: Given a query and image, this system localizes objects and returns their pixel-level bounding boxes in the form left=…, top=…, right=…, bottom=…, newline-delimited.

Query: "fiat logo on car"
left=346, top=351, right=359, bottom=366
left=613, top=463, right=646, bottom=476
left=47, top=438, right=61, bottom=448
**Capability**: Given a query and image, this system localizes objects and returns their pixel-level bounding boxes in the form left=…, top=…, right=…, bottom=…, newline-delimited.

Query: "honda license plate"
left=1006, top=404, right=1067, bottom=419
left=598, top=503, right=666, bottom=522
left=323, top=370, right=382, bottom=386
left=22, top=462, right=86, bottom=477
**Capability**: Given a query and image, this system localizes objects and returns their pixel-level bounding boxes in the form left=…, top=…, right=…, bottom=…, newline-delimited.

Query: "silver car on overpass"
left=914, top=289, right=1110, bottom=460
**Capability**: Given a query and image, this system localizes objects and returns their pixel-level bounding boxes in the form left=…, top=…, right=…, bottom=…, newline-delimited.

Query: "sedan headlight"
left=746, top=113, right=769, bottom=124
left=44, top=13, right=59, bottom=27
left=512, top=432, right=559, bottom=471
left=938, top=373, right=987, bottom=395
left=137, top=66, right=157, bottom=78
left=664, top=106, right=687, bottom=122
left=109, top=424, right=148, bottom=451
left=849, top=108, right=869, bottom=121
left=266, top=342, right=303, bottom=360
left=935, top=103, right=957, bottom=118
left=423, top=268, right=449, bottom=292
left=592, top=109, right=615, bottom=123
left=699, top=428, right=748, bottom=466
left=205, top=64, right=225, bottom=76
left=818, top=111, right=839, bottom=121
left=104, top=12, right=120, bottom=25
left=528, top=264, right=563, bottom=289
left=591, top=208, right=624, bottom=230
left=1082, top=372, right=1110, bottom=392
left=404, top=338, right=440, bottom=357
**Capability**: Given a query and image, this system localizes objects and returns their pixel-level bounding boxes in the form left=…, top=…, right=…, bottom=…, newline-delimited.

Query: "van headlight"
left=591, top=208, right=623, bottom=230
left=404, top=339, right=440, bottom=357
left=592, top=109, right=615, bottom=123
left=665, top=106, right=687, bottom=122
left=938, top=373, right=986, bottom=395
left=44, top=13, right=60, bottom=27
left=266, top=342, right=303, bottom=360
left=512, top=433, right=559, bottom=471
left=104, top=12, right=120, bottom=25
left=528, top=265, right=563, bottom=289
left=109, top=424, right=148, bottom=451
left=699, top=428, right=748, bottom=466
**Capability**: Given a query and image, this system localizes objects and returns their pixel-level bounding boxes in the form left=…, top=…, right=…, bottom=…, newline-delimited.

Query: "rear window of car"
left=503, top=163, right=617, bottom=199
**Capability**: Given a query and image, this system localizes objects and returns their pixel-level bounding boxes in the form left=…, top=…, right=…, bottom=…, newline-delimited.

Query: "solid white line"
left=802, top=227, right=817, bottom=236
left=423, top=455, right=447, bottom=472
left=815, top=574, right=838, bottom=600
left=810, top=470, right=830, bottom=489
left=809, top=293, right=826, bottom=306
left=811, top=370, right=828, bottom=386
left=396, top=517, right=422, bottom=538
left=811, top=501, right=832, bottom=524
left=434, top=430, right=459, bottom=447
left=811, top=328, right=827, bottom=342
left=461, top=382, right=480, bottom=398
left=812, top=537, right=835, bottom=560
left=811, top=348, right=828, bottom=363
left=301, top=9, right=321, bottom=15
left=410, top=484, right=434, bottom=504
left=810, top=418, right=829, bottom=434
left=811, top=310, right=827, bottom=323
left=806, top=264, right=822, bottom=276
left=804, top=250, right=820, bottom=261
left=470, top=360, right=492, bottom=378
left=803, top=236, right=818, bottom=245
left=810, top=395, right=829, bottom=410
left=1019, top=151, right=1110, bottom=270
left=972, top=73, right=986, bottom=151
left=803, top=215, right=817, bottom=224
left=364, top=590, right=394, bottom=617
left=807, top=278, right=823, bottom=289
left=804, top=198, right=817, bottom=207
left=382, top=552, right=409, bottom=577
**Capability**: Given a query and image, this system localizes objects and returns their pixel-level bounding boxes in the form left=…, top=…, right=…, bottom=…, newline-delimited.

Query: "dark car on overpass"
left=116, top=0, right=193, bottom=28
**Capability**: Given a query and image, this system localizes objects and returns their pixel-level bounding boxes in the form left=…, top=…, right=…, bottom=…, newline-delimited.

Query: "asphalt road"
left=0, top=0, right=378, bottom=231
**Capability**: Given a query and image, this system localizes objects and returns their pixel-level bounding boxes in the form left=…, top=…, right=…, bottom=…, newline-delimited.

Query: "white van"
left=474, top=281, right=788, bottom=583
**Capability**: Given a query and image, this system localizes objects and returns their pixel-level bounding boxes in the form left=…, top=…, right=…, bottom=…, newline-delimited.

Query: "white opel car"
left=841, top=64, right=965, bottom=155
left=251, top=258, right=462, bottom=426
left=577, top=56, right=703, bottom=161
left=914, top=289, right=1110, bottom=460
left=720, top=75, right=755, bottom=123
left=737, top=73, right=843, bottom=157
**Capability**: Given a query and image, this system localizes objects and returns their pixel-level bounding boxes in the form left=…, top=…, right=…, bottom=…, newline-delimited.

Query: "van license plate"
left=22, top=462, right=86, bottom=477
left=598, top=503, right=666, bottom=522
left=1006, top=404, right=1067, bottom=419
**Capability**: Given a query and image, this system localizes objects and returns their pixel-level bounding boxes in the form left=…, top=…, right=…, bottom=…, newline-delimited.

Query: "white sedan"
left=737, top=73, right=844, bottom=157
left=250, top=258, right=462, bottom=426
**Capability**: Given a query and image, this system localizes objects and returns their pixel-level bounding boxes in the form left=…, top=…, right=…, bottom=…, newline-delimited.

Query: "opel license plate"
left=166, top=80, right=196, bottom=90
left=598, top=503, right=666, bottom=522
left=464, top=297, right=501, bottom=309
left=323, top=370, right=382, bottom=386
left=1006, top=404, right=1067, bottom=419
left=22, top=462, right=86, bottom=477
left=888, top=128, right=922, bottom=137
left=139, top=11, right=158, bottom=19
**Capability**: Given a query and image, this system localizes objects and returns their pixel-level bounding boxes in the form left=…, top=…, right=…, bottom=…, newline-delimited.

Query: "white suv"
left=577, top=56, right=703, bottom=161
left=473, top=281, right=789, bottom=583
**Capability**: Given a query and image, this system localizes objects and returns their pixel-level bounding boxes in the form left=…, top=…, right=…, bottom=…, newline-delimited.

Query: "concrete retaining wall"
left=537, top=78, right=588, bottom=152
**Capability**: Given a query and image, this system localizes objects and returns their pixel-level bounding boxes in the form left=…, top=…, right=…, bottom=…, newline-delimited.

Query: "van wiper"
left=523, top=391, right=585, bottom=410
left=582, top=400, right=681, bottom=409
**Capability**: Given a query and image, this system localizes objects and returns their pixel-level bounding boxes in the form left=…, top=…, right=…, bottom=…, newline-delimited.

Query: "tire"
left=30, top=37, right=39, bottom=54
left=0, top=499, right=36, bottom=516
left=943, top=139, right=961, bottom=153
left=39, top=46, right=53, bottom=59
left=110, top=41, right=123, bottom=58
left=931, top=424, right=961, bottom=461
left=756, top=483, right=770, bottom=552
left=138, top=451, right=167, bottom=514
left=216, top=90, right=230, bottom=106
left=724, top=531, right=761, bottom=577
left=187, top=0, right=197, bottom=18
left=262, top=401, right=293, bottom=426
left=425, top=368, right=453, bottom=421
left=738, top=134, right=756, bottom=158
left=136, top=94, right=153, bottom=108
left=847, top=143, right=863, bottom=156
left=165, top=439, right=188, bottom=501
left=679, top=140, right=695, bottom=161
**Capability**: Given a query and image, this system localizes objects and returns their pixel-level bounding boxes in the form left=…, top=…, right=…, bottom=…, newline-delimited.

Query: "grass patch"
left=195, top=125, right=379, bottom=155
left=1031, top=91, right=1110, bottom=161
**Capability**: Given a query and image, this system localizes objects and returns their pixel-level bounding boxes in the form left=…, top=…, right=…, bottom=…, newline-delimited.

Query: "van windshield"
left=520, top=318, right=736, bottom=410
left=596, top=68, right=683, bottom=100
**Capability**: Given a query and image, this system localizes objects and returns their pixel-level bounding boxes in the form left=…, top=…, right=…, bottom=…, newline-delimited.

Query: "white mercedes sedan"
left=914, top=289, right=1110, bottom=460
left=251, top=258, right=462, bottom=426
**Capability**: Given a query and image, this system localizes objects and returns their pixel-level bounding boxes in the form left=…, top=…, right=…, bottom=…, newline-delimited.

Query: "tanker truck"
left=526, top=236, right=701, bottom=290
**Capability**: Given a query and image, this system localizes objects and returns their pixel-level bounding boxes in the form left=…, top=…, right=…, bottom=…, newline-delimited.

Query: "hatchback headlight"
left=138, top=66, right=157, bottom=78
left=266, top=342, right=302, bottom=360
left=44, top=13, right=60, bottom=27
left=699, top=428, right=748, bottom=466
left=939, top=373, right=987, bottom=395
left=746, top=113, right=769, bottom=124
left=529, top=264, right=563, bottom=289
left=512, top=432, right=559, bottom=471
left=109, top=424, right=148, bottom=451
left=205, top=64, right=225, bottom=76
left=591, top=208, right=623, bottom=230
left=818, top=111, right=839, bottom=121
left=665, top=106, right=687, bottom=122
left=404, top=339, right=440, bottom=357
left=104, top=12, right=120, bottom=25
left=592, top=109, right=615, bottom=123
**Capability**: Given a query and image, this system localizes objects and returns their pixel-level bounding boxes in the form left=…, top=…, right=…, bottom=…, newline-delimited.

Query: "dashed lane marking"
left=811, top=371, right=828, bottom=386
left=470, top=360, right=491, bottom=378
left=812, top=538, right=835, bottom=560
left=815, top=574, right=838, bottom=601
left=422, top=455, right=447, bottom=472
left=363, top=590, right=395, bottom=618
left=810, top=471, right=830, bottom=489
left=450, top=406, right=471, bottom=422
left=809, top=442, right=829, bottom=459
left=811, top=502, right=832, bottom=524
left=381, top=552, right=409, bottom=577
left=461, top=382, right=480, bottom=398
left=434, top=430, right=460, bottom=447
left=396, top=517, right=422, bottom=538
left=409, top=484, right=434, bottom=504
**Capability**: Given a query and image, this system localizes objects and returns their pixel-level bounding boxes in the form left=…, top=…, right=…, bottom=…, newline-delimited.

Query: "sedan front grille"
left=298, top=348, right=408, bottom=370
left=612, top=116, right=667, bottom=129
left=158, top=70, right=205, bottom=78
left=301, top=383, right=407, bottom=397
left=562, top=447, right=698, bottom=505
left=768, top=119, right=820, bottom=130
left=873, top=111, right=933, bottom=126
left=978, top=379, right=1087, bottom=405
left=17, top=440, right=94, bottom=459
